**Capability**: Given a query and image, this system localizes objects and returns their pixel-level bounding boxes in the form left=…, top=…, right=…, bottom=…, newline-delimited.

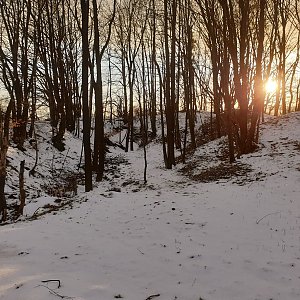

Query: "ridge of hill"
left=0, top=112, right=299, bottom=300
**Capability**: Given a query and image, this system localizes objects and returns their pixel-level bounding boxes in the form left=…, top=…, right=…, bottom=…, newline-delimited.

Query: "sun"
left=265, top=78, right=277, bottom=93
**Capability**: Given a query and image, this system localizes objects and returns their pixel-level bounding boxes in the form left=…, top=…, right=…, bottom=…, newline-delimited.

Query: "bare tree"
left=247, top=0, right=266, bottom=151
left=0, top=109, right=9, bottom=222
left=113, top=0, right=149, bottom=152
left=81, top=0, right=92, bottom=192
left=0, top=0, right=34, bottom=149
left=34, top=0, right=81, bottom=150
left=92, top=0, right=116, bottom=181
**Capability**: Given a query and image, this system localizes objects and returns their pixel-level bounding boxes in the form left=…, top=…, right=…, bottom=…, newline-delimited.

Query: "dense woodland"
left=0, top=0, right=300, bottom=221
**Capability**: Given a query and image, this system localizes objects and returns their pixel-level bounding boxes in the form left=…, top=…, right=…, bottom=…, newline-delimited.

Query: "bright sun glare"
left=265, top=78, right=277, bottom=93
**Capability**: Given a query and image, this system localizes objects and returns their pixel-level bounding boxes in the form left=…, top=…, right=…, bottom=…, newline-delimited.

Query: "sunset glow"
left=265, top=78, right=277, bottom=93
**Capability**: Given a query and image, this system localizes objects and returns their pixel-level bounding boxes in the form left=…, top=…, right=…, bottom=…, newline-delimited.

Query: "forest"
left=0, top=1, right=300, bottom=298
left=1, top=0, right=300, bottom=220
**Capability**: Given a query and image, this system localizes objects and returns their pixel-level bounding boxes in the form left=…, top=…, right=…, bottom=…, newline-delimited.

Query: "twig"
left=37, top=285, right=74, bottom=299
left=41, top=279, right=61, bottom=288
left=145, top=294, right=160, bottom=300
left=32, top=207, right=42, bottom=217
left=137, top=248, right=144, bottom=255
left=256, top=211, right=280, bottom=224
left=29, top=200, right=72, bottom=220
left=59, top=147, right=70, bottom=176
left=51, top=149, right=55, bottom=173
left=0, top=220, right=10, bottom=226
left=192, top=278, right=196, bottom=287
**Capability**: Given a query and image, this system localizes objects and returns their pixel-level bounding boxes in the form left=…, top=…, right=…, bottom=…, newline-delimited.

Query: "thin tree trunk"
left=18, top=160, right=26, bottom=215
left=0, top=116, right=8, bottom=222
left=81, top=0, right=93, bottom=192
left=247, top=0, right=266, bottom=152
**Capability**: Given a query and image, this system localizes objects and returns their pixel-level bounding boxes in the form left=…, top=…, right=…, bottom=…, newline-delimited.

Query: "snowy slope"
left=0, top=112, right=300, bottom=300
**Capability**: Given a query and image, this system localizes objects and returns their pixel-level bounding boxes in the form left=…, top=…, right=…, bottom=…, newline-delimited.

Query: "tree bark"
left=18, top=160, right=26, bottom=215
left=81, top=0, right=93, bottom=192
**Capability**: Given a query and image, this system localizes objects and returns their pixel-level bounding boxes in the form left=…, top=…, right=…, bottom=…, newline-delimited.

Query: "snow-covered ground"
left=1, top=112, right=300, bottom=300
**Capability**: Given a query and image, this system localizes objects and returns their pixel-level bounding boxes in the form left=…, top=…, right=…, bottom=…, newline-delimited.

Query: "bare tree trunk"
left=221, top=10, right=235, bottom=162
left=288, top=33, right=299, bottom=112
left=164, top=0, right=176, bottom=169
left=247, top=0, right=266, bottom=152
left=155, top=60, right=167, bottom=166
left=296, top=80, right=300, bottom=111
left=92, top=0, right=116, bottom=182
left=150, top=0, right=157, bottom=137
left=0, top=112, right=9, bottom=222
left=81, top=0, right=93, bottom=192
left=18, top=160, right=26, bottom=215
left=0, top=173, right=7, bottom=222
left=198, top=0, right=222, bottom=138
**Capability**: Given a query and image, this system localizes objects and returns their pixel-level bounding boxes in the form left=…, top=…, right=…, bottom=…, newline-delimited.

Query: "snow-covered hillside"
left=0, top=112, right=300, bottom=300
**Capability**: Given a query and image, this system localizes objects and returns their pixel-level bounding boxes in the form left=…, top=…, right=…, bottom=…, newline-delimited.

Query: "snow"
left=1, top=112, right=300, bottom=300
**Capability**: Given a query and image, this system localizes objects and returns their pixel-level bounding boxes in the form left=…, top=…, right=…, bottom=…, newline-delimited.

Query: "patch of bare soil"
left=180, top=161, right=253, bottom=183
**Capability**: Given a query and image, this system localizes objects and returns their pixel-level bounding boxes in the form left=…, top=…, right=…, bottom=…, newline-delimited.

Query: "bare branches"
left=37, top=280, right=74, bottom=299
left=41, top=279, right=61, bottom=288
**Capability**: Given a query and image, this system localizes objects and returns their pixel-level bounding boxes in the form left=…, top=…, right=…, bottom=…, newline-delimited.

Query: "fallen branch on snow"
left=41, top=279, right=61, bottom=288
left=145, top=294, right=160, bottom=300
left=256, top=211, right=281, bottom=224
left=37, top=284, right=74, bottom=299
